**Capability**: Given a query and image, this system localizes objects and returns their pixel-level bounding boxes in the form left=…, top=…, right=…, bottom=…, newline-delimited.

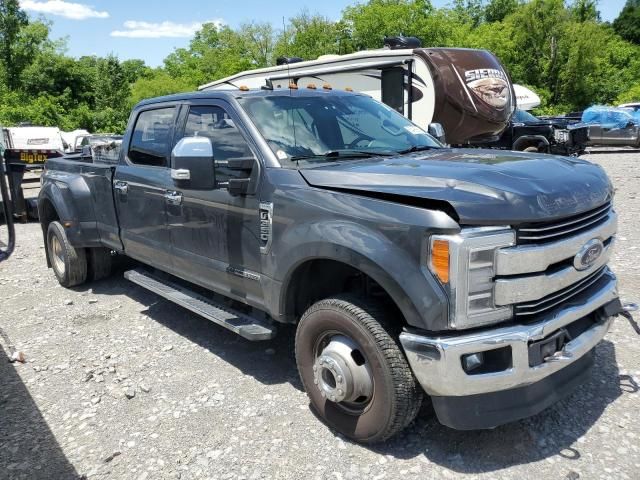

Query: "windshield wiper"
left=396, top=145, right=439, bottom=154
left=290, top=149, right=395, bottom=162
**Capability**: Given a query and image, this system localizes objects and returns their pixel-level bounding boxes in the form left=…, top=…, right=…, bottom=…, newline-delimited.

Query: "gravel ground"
left=0, top=151, right=639, bottom=480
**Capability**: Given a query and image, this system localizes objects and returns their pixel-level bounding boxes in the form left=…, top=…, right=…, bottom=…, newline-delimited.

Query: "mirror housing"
left=171, top=136, right=215, bottom=190
left=428, top=122, right=446, bottom=145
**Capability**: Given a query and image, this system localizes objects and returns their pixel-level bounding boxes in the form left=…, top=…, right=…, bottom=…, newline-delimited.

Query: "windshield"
left=238, top=94, right=441, bottom=166
left=513, top=109, right=540, bottom=123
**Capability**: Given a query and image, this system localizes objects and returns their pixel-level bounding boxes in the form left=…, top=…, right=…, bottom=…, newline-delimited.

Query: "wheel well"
left=284, top=259, right=404, bottom=324
left=39, top=198, right=59, bottom=230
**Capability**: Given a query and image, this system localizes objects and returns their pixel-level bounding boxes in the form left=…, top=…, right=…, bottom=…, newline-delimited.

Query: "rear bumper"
left=399, top=271, right=618, bottom=428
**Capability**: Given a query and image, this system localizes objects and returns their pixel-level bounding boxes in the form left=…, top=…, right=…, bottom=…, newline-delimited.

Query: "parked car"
left=469, top=108, right=589, bottom=155
left=581, top=106, right=640, bottom=148
left=39, top=88, right=625, bottom=443
left=618, top=102, right=640, bottom=112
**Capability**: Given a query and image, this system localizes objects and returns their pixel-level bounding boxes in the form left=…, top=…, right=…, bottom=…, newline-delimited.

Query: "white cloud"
left=21, top=1, right=109, bottom=20
left=110, top=19, right=224, bottom=39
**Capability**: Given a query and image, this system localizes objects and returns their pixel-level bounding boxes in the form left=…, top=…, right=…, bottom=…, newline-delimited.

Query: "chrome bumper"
left=400, top=270, right=617, bottom=397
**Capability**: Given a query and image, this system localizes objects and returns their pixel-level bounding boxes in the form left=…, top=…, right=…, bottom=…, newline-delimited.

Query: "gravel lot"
left=1, top=151, right=639, bottom=480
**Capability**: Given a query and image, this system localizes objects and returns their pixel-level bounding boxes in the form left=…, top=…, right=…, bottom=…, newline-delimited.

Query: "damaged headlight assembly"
left=554, top=129, right=569, bottom=143
left=428, top=227, right=515, bottom=329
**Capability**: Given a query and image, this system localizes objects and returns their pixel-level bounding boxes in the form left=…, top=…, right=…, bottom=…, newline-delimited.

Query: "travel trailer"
left=199, top=38, right=517, bottom=145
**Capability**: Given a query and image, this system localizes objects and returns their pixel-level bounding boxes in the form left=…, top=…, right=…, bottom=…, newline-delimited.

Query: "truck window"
left=128, top=107, right=175, bottom=167
left=181, top=105, right=256, bottom=182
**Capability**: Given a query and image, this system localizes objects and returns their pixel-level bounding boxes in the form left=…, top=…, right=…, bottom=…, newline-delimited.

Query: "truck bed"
left=42, top=157, right=121, bottom=250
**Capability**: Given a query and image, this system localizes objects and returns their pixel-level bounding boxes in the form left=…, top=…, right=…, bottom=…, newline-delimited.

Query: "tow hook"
left=621, top=302, right=639, bottom=335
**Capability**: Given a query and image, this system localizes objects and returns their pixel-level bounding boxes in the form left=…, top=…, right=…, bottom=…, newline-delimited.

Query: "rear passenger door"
left=114, top=105, right=177, bottom=269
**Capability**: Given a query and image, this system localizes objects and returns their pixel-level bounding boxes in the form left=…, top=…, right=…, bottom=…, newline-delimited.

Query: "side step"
left=124, top=268, right=276, bottom=341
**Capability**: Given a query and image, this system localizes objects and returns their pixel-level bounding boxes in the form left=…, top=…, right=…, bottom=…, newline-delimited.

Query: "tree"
left=343, top=0, right=433, bottom=50
left=94, top=55, right=128, bottom=111
left=0, top=0, right=28, bottom=88
left=570, top=0, right=600, bottom=22
left=274, top=12, right=347, bottom=61
left=129, top=70, right=194, bottom=106
left=613, top=0, right=640, bottom=44
left=484, top=0, right=519, bottom=22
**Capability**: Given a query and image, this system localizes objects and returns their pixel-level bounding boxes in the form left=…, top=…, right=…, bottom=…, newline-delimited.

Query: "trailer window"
left=128, top=108, right=175, bottom=167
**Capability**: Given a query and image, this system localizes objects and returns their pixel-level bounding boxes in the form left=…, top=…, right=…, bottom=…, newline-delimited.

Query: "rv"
left=199, top=38, right=517, bottom=145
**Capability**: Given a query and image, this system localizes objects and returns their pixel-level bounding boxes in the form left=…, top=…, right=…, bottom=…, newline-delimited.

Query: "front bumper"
left=399, top=270, right=618, bottom=428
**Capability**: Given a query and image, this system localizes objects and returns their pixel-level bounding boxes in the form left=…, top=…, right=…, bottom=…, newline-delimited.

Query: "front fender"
left=271, top=219, right=450, bottom=331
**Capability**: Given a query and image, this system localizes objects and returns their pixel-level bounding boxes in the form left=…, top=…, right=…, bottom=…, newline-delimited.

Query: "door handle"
left=114, top=181, right=128, bottom=195
left=164, top=190, right=183, bottom=205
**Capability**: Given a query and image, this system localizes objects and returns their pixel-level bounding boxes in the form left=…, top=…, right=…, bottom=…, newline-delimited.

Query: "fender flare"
left=37, top=178, right=101, bottom=248
left=513, top=135, right=550, bottom=152
left=270, top=222, right=449, bottom=331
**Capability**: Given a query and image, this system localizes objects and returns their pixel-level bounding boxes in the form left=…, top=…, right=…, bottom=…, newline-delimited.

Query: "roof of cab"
left=135, top=87, right=360, bottom=108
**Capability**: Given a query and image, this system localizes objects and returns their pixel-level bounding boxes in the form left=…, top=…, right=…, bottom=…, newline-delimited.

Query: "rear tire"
left=46, top=221, right=87, bottom=287
left=295, top=295, right=423, bottom=443
left=88, top=247, right=113, bottom=281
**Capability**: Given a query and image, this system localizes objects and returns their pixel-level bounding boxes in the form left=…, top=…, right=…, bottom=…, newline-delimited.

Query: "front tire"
left=295, top=296, right=423, bottom=443
left=46, top=221, right=87, bottom=287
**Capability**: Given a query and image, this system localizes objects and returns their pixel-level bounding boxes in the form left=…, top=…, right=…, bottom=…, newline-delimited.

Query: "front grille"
left=516, top=201, right=612, bottom=244
left=514, top=267, right=607, bottom=317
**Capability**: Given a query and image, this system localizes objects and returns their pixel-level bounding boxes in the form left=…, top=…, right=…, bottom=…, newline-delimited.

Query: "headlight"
left=554, top=129, right=569, bottom=143
left=429, top=227, right=515, bottom=329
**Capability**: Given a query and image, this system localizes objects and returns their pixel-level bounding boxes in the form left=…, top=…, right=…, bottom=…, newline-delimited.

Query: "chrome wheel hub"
left=313, top=335, right=373, bottom=404
left=50, top=235, right=65, bottom=275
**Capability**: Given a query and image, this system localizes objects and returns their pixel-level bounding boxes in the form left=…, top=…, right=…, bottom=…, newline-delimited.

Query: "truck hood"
left=299, top=149, right=612, bottom=225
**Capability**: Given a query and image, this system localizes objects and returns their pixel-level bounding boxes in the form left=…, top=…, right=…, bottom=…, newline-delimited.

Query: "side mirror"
left=428, top=122, right=446, bottom=145
left=220, top=157, right=257, bottom=196
left=171, top=136, right=215, bottom=190
left=81, top=145, right=92, bottom=158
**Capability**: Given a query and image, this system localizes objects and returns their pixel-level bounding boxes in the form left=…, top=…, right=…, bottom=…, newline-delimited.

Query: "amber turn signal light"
left=430, top=239, right=450, bottom=284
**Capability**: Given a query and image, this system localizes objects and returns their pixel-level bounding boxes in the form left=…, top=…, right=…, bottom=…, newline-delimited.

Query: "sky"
left=20, top=0, right=629, bottom=68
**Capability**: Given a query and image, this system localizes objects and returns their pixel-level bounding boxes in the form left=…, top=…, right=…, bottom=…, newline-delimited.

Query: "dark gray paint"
left=38, top=89, right=614, bottom=332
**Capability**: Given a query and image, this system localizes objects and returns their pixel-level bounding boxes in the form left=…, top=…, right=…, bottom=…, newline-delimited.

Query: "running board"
left=124, top=268, right=276, bottom=341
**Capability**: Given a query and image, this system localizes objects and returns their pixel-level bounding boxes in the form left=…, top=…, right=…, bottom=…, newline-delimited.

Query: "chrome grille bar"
left=517, top=201, right=612, bottom=242
left=514, top=267, right=607, bottom=316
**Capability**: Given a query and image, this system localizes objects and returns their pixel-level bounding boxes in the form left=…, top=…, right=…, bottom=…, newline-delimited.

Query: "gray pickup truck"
left=39, top=88, right=625, bottom=443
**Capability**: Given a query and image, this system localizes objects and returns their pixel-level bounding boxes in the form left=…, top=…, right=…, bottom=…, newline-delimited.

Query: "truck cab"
left=38, top=88, right=624, bottom=443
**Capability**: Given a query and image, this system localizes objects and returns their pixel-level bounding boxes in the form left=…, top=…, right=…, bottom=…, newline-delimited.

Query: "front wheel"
left=295, top=296, right=423, bottom=443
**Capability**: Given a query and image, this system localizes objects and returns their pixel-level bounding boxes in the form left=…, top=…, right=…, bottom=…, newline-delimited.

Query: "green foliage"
left=617, top=84, right=640, bottom=104
left=613, top=0, right=640, bottom=44
left=274, top=12, right=350, bottom=60
left=484, top=0, right=519, bottom=23
left=0, top=0, right=639, bottom=133
left=129, top=70, right=195, bottom=106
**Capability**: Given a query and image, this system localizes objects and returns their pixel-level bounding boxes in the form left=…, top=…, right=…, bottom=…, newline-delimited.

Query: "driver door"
left=167, top=102, right=264, bottom=305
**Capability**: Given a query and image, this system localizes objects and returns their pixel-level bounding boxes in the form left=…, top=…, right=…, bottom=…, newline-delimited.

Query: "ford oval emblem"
left=574, top=239, right=604, bottom=271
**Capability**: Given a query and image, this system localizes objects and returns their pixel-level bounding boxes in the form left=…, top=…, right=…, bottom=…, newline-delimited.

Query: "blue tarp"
left=582, top=105, right=637, bottom=129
